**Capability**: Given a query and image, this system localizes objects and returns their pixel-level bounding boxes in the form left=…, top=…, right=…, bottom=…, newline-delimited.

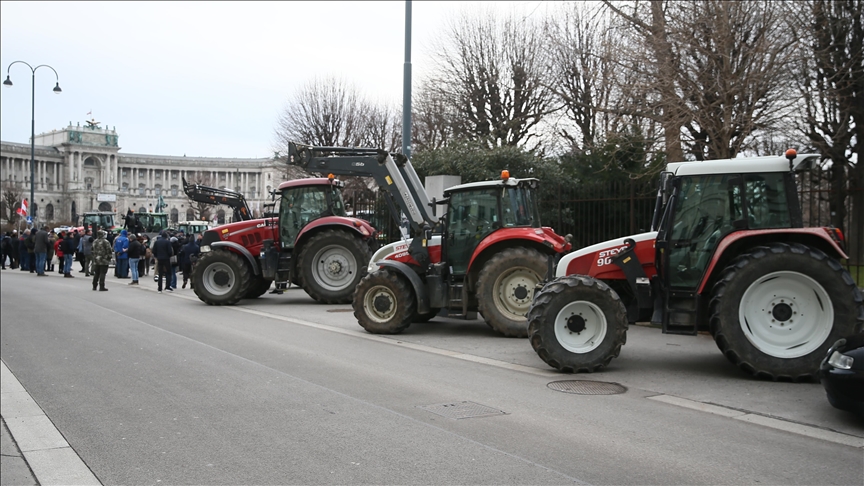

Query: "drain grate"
left=419, top=401, right=508, bottom=419
left=547, top=380, right=627, bottom=395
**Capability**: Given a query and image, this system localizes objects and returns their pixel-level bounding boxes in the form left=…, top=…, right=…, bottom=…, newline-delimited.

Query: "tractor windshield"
left=83, top=213, right=114, bottom=229
left=279, top=185, right=347, bottom=249
left=502, top=186, right=539, bottom=228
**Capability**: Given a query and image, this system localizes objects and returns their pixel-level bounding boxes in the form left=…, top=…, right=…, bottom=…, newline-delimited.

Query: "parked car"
left=819, top=333, right=864, bottom=418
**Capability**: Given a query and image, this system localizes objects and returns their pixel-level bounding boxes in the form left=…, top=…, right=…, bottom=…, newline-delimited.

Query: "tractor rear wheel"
left=528, top=275, right=628, bottom=372
left=353, top=269, right=415, bottom=334
left=298, top=230, right=369, bottom=304
left=244, top=276, right=273, bottom=299
left=709, top=242, right=864, bottom=381
left=477, top=247, right=547, bottom=337
left=192, top=250, right=252, bottom=306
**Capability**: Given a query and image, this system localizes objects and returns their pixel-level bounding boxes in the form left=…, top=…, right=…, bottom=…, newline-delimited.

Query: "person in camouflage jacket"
left=91, top=230, right=113, bottom=291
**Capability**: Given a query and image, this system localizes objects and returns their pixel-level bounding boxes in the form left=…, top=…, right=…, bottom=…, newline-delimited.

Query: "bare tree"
left=602, top=0, right=796, bottom=161
left=544, top=3, right=617, bottom=151
left=1, top=183, right=23, bottom=227
left=358, top=101, right=401, bottom=152
left=274, top=76, right=366, bottom=151
left=428, top=8, right=553, bottom=149
left=412, top=79, right=459, bottom=152
left=795, top=0, right=863, bottom=247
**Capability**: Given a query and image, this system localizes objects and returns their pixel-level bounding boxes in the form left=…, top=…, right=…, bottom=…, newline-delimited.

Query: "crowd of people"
left=0, top=226, right=201, bottom=293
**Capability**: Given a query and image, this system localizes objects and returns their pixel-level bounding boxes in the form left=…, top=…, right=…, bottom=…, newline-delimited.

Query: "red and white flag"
left=16, top=198, right=28, bottom=216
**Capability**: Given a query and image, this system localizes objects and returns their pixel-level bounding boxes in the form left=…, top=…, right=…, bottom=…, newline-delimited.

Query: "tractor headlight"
left=200, top=245, right=211, bottom=253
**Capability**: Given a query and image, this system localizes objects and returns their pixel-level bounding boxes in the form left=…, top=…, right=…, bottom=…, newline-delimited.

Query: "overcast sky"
left=0, top=1, right=549, bottom=159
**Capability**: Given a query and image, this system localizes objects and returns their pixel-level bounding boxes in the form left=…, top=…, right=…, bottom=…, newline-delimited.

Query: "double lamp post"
left=4, top=61, right=62, bottom=227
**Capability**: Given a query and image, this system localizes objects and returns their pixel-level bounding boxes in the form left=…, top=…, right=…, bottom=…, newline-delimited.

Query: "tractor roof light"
left=501, top=170, right=510, bottom=180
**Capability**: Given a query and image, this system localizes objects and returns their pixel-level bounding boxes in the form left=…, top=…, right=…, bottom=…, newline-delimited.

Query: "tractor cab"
left=443, top=176, right=541, bottom=274
left=278, top=177, right=348, bottom=249
left=656, top=156, right=812, bottom=292
left=80, top=212, right=116, bottom=233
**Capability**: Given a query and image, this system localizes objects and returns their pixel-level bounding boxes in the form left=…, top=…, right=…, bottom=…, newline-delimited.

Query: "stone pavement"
left=0, top=360, right=100, bottom=486
left=1, top=417, right=37, bottom=486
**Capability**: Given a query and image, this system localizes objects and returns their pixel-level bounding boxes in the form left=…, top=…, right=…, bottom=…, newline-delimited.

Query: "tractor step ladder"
left=663, top=291, right=699, bottom=335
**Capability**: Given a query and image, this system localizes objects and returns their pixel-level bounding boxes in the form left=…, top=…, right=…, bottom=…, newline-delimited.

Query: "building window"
left=138, top=206, right=147, bottom=213
left=170, top=208, right=179, bottom=223
left=138, top=184, right=145, bottom=196
left=121, top=182, right=129, bottom=193
left=171, top=185, right=179, bottom=196
left=155, top=185, right=162, bottom=196
left=155, top=172, right=162, bottom=180
left=122, top=169, right=129, bottom=178
left=172, top=172, right=178, bottom=180
left=140, top=172, right=146, bottom=178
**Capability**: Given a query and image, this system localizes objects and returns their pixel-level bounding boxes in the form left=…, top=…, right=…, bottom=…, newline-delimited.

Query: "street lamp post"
left=4, top=61, right=62, bottom=227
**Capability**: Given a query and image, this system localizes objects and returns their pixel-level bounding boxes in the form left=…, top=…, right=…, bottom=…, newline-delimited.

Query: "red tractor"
left=187, top=177, right=377, bottom=305
left=528, top=150, right=864, bottom=380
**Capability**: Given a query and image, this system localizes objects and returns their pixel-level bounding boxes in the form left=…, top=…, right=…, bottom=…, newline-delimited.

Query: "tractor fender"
left=468, top=227, right=568, bottom=273
left=375, top=260, right=431, bottom=315
left=210, top=241, right=260, bottom=275
left=697, top=228, right=848, bottom=294
left=295, top=216, right=373, bottom=247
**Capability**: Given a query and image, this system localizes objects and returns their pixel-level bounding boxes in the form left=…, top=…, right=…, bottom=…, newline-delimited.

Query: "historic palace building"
left=1, top=120, right=287, bottom=226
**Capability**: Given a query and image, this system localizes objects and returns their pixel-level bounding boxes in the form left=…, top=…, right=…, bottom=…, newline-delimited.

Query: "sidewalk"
left=0, top=360, right=100, bottom=486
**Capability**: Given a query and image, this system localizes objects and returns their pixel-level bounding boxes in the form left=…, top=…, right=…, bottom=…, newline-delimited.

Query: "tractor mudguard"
left=295, top=216, right=374, bottom=244
left=467, top=227, right=569, bottom=273
left=210, top=241, right=260, bottom=275
left=375, top=260, right=431, bottom=314
left=698, top=228, right=848, bottom=294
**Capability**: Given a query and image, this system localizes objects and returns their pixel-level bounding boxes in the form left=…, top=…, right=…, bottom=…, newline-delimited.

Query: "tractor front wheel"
left=192, top=250, right=252, bottom=306
left=298, top=230, right=369, bottom=304
left=709, top=243, right=864, bottom=381
left=353, top=270, right=415, bottom=334
left=528, top=275, right=628, bottom=372
left=477, top=247, right=547, bottom=337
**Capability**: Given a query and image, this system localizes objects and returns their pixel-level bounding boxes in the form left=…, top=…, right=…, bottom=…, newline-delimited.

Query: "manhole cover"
left=419, top=401, right=508, bottom=419
left=547, top=380, right=627, bottom=395
left=326, top=309, right=354, bottom=313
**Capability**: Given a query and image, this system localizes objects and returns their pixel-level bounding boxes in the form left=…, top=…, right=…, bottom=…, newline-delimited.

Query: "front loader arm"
left=287, top=142, right=438, bottom=232
left=182, top=177, right=252, bottom=222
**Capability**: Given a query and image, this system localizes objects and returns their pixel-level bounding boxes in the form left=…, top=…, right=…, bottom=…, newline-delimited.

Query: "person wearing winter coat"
left=46, top=232, right=56, bottom=272
left=152, top=231, right=174, bottom=293
left=62, top=232, right=76, bottom=277
left=81, top=229, right=94, bottom=276
left=91, top=230, right=113, bottom=291
left=113, top=229, right=130, bottom=278
left=127, top=234, right=143, bottom=285
left=33, top=225, right=50, bottom=276
left=180, top=236, right=200, bottom=289
left=54, top=232, right=65, bottom=274
left=24, top=229, right=36, bottom=273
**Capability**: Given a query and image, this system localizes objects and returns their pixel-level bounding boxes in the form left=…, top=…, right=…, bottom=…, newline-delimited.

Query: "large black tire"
left=244, top=276, right=273, bottom=299
left=528, top=275, right=628, bottom=372
left=298, top=229, right=369, bottom=304
left=192, top=250, right=253, bottom=306
left=353, top=269, right=415, bottom=334
left=476, top=247, right=547, bottom=337
left=709, top=242, right=864, bottom=381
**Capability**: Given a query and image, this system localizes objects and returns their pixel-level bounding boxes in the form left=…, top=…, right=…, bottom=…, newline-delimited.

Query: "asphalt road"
left=1, top=269, right=862, bottom=485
